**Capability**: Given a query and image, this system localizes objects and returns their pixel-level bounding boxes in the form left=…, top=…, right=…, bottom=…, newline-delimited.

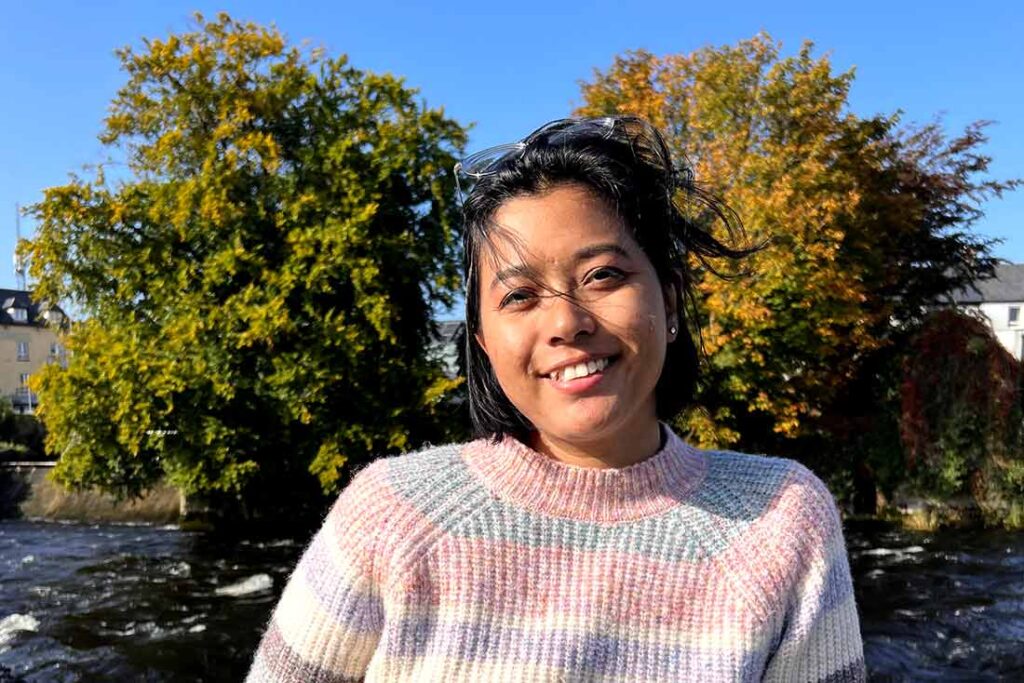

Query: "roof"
left=434, top=319, right=464, bottom=343
left=0, top=289, right=65, bottom=327
left=430, top=320, right=464, bottom=380
left=950, top=263, right=1024, bottom=304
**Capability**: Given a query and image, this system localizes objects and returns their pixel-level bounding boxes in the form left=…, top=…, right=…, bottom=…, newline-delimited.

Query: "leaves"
left=900, top=310, right=1022, bottom=495
left=576, top=34, right=1016, bottom=456
left=26, top=13, right=468, bottom=500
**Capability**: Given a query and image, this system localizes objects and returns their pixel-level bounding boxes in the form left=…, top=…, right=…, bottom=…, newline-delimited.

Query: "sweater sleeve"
left=762, top=465, right=866, bottom=683
left=246, top=460, right=389, bottom=683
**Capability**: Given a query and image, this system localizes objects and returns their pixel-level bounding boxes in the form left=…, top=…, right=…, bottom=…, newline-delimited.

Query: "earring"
left=669, top=324, right=677, bottom=336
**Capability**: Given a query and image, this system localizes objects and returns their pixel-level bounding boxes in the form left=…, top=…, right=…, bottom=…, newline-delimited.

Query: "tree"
left=24, top=13, right=468, bottom=508
left=576, top=35, right=1018, bottom=469
left=899, top=309, right=1024, bottom=526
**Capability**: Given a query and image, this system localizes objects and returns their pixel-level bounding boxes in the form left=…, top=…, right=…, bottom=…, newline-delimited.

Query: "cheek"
left=637, top=313, right=664, bottom=362
left=480, top=319, right=535, bottom=378
left=609, top=287, right=664, bottom=350
left=613, top=290, right=669, bottom=383
left=641, top=280, right=669, bottom=342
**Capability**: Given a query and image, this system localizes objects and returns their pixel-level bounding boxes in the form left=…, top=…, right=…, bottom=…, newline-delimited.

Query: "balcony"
left=11, top=387, right=39, bottom=411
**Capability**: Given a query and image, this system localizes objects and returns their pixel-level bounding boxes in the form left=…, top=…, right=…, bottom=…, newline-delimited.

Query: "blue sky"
left=1, top=1, right=1021, bottom=293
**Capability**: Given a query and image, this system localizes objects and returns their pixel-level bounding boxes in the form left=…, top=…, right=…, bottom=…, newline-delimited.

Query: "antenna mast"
left=14, top=203, right=26, bottom=291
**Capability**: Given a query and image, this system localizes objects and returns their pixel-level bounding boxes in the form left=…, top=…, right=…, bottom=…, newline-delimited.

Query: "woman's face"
left=475, top=183, right=677, bottom=452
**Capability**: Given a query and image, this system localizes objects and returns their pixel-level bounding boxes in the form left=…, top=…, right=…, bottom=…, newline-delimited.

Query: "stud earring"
left=669, top=324, right=677, bottom=336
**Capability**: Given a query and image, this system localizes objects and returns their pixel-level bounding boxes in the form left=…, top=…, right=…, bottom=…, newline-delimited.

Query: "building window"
left=9, top=307, right=27, bottom=323
left=50, top=342, right=60, bottom=357
left=19, top=373, right=30, bottom=387
left=16, top=341, right=29, bottom=361
left=1010, top=306, right=1021, bottom=326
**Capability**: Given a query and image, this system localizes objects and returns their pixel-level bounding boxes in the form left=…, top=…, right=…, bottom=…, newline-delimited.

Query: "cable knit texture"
left=246, top=427, right=865, bottom=682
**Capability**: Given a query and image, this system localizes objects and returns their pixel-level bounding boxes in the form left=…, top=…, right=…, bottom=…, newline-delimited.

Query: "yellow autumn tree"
left=577, top=34, right=1013, bottom=460
left=24, top=14, right=469, bottom=515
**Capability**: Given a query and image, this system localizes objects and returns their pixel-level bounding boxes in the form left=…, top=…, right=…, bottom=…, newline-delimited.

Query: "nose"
left=544, top=293, right=597, bottom=345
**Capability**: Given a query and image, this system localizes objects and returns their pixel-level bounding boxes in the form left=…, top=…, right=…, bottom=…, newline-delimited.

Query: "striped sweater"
left=247, top=427, right=865, bottom=682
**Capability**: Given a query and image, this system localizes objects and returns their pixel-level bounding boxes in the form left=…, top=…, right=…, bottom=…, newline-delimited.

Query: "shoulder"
left=694, top=448, right=839, bottom=529
left=340, top=441, right=465, bottom=494
left=374, top=441, right=468, bottom=486
left=692, top=448, right=844, bottom=566
left=332, top=441, right=469, bottom=522
left=328, top=442, right=490, bottom=576
left=701, top=448, right=797, bottom=497
left=339, top=441, right=474, bottom=516
left=695, top=450, right=848, bottom=620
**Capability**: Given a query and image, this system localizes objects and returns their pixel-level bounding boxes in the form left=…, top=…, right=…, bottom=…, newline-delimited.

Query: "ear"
left=475, top=330, right=489, bottom=356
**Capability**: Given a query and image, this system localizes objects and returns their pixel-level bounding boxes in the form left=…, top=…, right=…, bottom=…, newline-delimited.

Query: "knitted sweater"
left=246, top=428, right=865, bottom=682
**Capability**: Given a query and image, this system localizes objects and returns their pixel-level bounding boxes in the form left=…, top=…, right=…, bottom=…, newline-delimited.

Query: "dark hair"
left=460, top=116, right=754, bottom=443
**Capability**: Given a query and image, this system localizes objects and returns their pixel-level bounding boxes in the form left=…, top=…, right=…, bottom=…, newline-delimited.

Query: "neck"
left=529, top=417, right=663, bottom=470
left=460, top=422, right=707, bottom=522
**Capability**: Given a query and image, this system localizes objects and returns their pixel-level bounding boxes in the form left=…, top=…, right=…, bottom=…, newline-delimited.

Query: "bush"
left=900, top=309, right=1024, bottom=526
left=0, top=399, right=47, bottom=460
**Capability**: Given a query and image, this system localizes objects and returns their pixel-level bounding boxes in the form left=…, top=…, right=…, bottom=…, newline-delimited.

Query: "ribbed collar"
left=459, top=425, right=708, bottom=523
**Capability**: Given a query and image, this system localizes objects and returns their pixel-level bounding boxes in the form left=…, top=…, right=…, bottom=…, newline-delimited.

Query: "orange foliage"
left=576, top=34, right=1012, bottom=450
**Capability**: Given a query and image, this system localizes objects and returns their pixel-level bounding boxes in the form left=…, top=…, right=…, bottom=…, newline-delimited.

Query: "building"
left=951, top=262, right=1024, bottom=359
left=431, top=320, right=464, bottom=379
left=0, top=289, right=68, bottom=414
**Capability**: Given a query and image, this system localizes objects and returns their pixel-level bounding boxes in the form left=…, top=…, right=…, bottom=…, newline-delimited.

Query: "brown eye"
left=586, top=267, right=626, bottom=284
left=500, top=289, right=535, bottom=309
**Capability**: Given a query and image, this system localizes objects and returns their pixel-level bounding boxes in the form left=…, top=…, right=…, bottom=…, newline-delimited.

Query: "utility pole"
left=14, top=203, right=26, bottom=291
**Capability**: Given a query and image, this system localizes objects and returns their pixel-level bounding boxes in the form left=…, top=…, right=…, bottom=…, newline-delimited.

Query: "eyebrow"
left=489, top=242, right=630, bottom=290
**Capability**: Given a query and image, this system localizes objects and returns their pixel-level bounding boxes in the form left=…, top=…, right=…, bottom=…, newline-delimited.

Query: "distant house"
left=950, top=263, right=1024, bottom=359
left=431, top=320, right=464, bottom=379
left=0, top=290, right=69, bottom=414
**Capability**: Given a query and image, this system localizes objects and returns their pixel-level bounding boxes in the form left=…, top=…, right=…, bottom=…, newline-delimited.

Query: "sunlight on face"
left=475, top=184, right=677, bottom=458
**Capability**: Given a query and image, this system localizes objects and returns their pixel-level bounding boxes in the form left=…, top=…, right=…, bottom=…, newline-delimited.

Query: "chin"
left=537, top=406, right=625, bottom=442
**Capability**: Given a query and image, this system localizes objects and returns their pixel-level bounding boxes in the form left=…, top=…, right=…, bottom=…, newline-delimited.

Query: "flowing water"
left=0, top=518, right=1021, bottom=681
left=0, top=520, right=295, bottom=681
left=847, top=521, right=1024, bottom=681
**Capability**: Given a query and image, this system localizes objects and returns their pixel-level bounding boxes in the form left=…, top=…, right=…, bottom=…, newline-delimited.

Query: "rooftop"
left=0, top=289, right=49, bottom=326
left=950, top=263, right=1024, bottom=304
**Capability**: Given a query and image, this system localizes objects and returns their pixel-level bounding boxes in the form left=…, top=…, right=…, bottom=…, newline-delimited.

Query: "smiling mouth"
left=545, top=356, right=617, bottom=382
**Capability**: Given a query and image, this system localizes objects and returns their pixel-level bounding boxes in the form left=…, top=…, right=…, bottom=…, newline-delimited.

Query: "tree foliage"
left=900, top=310, right=1024, bottom=515
left=576, top=34, right=1018, bottom=457
left=25, top=13, right=468, bottom=503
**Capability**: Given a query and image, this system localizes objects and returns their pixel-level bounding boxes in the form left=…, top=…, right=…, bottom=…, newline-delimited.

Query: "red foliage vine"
left=900, top=309, right=1021, bottom=479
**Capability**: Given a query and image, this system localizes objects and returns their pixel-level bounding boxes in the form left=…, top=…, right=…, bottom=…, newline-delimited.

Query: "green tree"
left=25, top=13, right=468, bottom=508
left=576, top=35, right=1018, bottom=474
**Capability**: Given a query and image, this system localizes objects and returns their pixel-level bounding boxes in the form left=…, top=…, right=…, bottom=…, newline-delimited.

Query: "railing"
left=10, top=388, right=38, bottom=407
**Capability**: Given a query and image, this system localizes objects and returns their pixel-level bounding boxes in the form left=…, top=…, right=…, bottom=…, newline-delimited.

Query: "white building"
left=951, top=263, right=1024, bottom=359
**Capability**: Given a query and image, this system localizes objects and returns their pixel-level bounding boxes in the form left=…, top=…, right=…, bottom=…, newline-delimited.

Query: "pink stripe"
left=413, top=538, right=755, bottom=632
left=330, top=461, right=445, bottom=586
left=712, top=468, right=837, bottom=620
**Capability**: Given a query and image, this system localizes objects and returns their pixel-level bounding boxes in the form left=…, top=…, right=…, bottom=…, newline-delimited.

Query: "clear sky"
left=1, top=1, right=1021, bottom=292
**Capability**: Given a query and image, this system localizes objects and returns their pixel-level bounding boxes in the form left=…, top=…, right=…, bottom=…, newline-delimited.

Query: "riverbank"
left=3, top=462, right=1019, bottom=532
left=877, top=488, right=1024, bottom=532
left=0, top=464, right=180, bottom=524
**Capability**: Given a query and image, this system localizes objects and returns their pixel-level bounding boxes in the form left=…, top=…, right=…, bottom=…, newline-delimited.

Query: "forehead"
left=484, top=184, right=632, bottom=266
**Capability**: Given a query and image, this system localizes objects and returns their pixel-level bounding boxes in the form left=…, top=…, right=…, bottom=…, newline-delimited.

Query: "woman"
left=247, top=116, right=865, bottom=682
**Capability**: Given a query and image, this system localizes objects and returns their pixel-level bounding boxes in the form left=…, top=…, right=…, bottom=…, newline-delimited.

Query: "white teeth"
left=551, top=357, right=610, bottom=382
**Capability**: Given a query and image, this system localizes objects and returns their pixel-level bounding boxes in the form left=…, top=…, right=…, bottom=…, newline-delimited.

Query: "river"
left=0, top=519, right=1021, bottom=681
